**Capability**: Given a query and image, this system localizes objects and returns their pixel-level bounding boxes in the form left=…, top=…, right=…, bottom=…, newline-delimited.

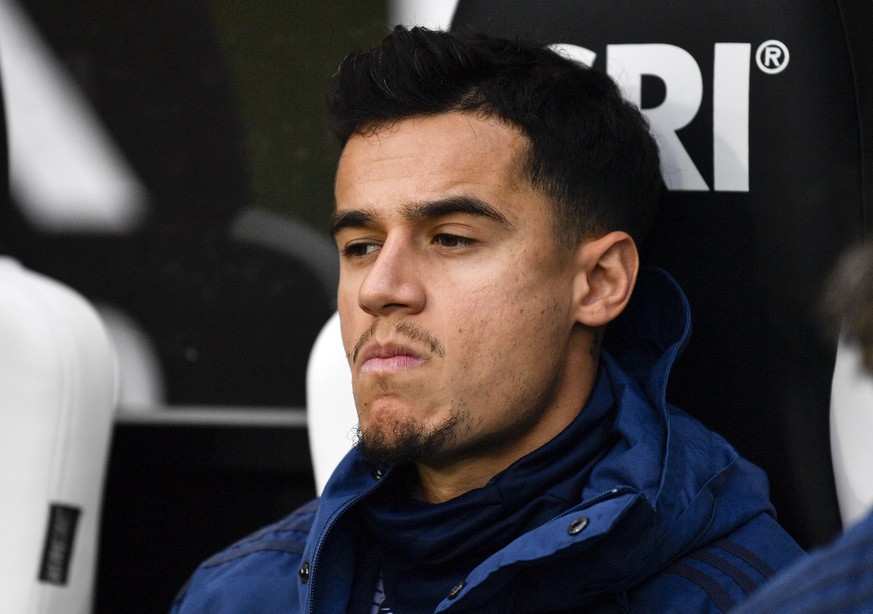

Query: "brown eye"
left=342, top=242, right=380, bottom=258
left=433, top=234, right=475, bottom=248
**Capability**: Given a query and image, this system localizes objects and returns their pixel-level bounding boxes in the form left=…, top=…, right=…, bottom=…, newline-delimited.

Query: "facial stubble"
left=354, top=406, right=472, bottom=466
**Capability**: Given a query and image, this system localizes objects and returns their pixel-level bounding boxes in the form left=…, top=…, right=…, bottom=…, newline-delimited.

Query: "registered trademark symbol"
left=756, top=40, right=789, bottom=74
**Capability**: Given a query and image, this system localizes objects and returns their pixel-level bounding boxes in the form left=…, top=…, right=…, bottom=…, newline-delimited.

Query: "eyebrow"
left=330, top=194, right=513, bottom=238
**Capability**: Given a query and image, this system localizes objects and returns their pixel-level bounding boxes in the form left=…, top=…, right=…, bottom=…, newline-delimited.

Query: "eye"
left=341, top=241, right=381, bottom=258
left=433, top=233, right=476, bottom=249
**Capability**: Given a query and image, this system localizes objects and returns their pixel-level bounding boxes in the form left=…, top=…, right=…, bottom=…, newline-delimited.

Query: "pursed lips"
left=358, top=342, right=427, bottom=374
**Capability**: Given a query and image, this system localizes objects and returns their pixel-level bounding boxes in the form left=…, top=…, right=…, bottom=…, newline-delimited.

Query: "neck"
left=412, top=349, right=600, bottom=504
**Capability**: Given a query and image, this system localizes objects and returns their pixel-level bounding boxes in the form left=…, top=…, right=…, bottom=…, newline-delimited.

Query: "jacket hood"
left=605, top=265, right=693, bottom=405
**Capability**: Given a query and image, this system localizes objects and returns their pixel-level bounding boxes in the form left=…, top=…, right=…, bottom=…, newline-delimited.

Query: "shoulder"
left=626, top=513, right=805, bottom=613
left=732, top=509, right=873, bottom=613
left=170, top=498, right=320, bottom=613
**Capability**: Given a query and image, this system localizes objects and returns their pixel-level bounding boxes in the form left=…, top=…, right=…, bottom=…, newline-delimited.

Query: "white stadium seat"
left=0, top=258, right=117, bottom=614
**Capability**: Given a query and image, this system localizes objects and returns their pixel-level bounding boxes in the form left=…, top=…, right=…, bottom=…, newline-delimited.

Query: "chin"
left=355, top=406, right=469, bottom=466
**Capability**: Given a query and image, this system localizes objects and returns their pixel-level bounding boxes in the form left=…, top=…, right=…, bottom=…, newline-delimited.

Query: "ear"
left=572, top=231, right=639, bottom=327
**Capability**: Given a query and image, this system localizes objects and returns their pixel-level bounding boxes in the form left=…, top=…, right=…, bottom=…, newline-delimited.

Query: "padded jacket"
left=171, top=269, right=804, bottom=613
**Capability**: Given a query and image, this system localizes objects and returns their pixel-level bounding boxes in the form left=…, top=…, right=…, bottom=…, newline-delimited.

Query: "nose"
left=357, top=238, right=425, bottom=316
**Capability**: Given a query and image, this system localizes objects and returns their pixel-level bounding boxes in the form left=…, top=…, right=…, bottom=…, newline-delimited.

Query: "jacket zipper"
left=308, top=467, right=392, bottom=614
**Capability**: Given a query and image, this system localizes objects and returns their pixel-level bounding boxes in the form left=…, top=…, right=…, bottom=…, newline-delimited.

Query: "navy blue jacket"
left=171, top=269, right=803, bottom=613
left=732, top=508, right=873, bottom=613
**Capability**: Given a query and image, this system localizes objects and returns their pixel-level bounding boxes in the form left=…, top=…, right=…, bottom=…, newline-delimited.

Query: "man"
left=172, top=27, right=802, bottom=613
left=732, top=240, right=873, bottom=613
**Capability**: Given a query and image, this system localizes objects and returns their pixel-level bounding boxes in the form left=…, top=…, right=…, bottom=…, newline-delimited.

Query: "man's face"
left=333, top=112, right=590, bottom=473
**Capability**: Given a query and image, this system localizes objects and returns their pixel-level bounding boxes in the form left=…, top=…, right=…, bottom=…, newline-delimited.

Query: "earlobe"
left=572, top=231, right=639, bottom=327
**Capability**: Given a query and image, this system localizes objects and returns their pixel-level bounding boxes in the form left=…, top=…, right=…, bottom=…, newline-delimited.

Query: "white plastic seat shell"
left=305, top=311, right=357, bottom=495
left=0, top=258, right=118, bottom=614
left=831, top=336, right=873, bottom=527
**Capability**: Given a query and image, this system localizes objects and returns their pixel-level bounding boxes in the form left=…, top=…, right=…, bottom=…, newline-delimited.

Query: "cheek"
left=338, top=295, right=364, bottom=360
left=446, top=306, right=529, bottom=382
left=450, top=282, right=569, bottom=389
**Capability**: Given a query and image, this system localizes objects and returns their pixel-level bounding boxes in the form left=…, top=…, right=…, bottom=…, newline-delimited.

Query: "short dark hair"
left=328, top=26, right=662, bottom=247
left=823, top=240, right=873, bottom=372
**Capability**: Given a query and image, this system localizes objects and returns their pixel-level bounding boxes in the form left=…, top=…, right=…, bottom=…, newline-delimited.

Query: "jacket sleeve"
left=168, top=499, right=320, bottom=613
left=626, top=513, right=806, bottom=613
left=731, top=510, right=873, bottom=614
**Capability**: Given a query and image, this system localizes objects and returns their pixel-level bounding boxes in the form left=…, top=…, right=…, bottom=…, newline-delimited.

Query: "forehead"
left=334, top=112, right=534, bottom=215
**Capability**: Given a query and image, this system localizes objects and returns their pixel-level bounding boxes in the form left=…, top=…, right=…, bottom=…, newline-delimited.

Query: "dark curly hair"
left=327, top=26, right=662, bottom=248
